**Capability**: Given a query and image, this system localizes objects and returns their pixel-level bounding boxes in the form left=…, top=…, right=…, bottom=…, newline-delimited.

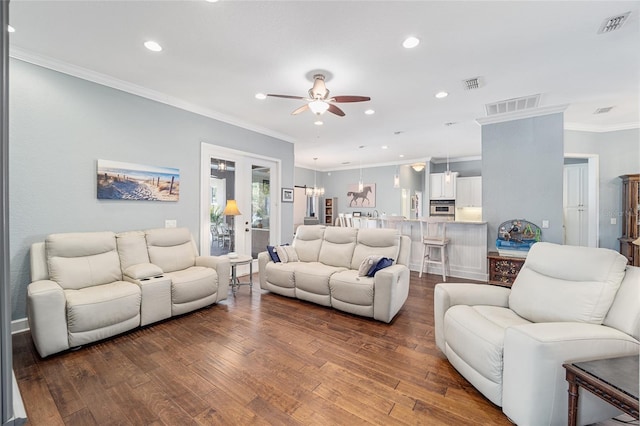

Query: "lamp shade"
left=633, top=237, right=640, bottom=246
left=309, top=100, right=329, bottom=115
left=223, top=200, right=241, bottom=216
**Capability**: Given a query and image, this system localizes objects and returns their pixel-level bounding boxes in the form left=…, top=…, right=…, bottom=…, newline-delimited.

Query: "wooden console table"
left=564, top=355, right=639, bottom=426
left=487, top=252, right=525, bottom=287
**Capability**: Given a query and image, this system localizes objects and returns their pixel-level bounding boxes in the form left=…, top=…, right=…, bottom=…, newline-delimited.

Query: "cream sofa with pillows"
left=27, top=227, right=230, bottom=357
left=434, top=242, right=639, bottom=426
left=258, top=225, right=411, bottom=323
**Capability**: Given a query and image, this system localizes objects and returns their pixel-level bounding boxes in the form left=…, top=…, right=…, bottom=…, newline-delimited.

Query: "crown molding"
left=564, top=121, right=640, bottom=133
left=10, top=47, right=296, bottom=144
left=294, top=157, right=434, bottom=172
left=475, top=104, right=570, bottom=125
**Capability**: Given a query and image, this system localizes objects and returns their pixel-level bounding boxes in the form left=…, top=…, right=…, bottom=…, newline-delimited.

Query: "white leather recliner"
left=434, top=242, right=639, bottom=426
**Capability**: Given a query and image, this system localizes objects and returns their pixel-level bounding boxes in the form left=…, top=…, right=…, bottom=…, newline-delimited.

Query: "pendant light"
left=445, top=151, right=452, bottom=183
left=306, top=158, right=325, bottom=197
left=358, top=161, right=364, bottom=192
left=393, top=165, right=400, bottom=188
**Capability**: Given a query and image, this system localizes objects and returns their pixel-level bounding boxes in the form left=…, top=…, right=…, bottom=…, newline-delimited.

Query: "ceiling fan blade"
left=267, top=94, right=306, bottom=100
left=328, top=104, right=346, bottom=117
left=291, top=104, right=310, bottom=115
left=331, top=95, right=371, bottom=103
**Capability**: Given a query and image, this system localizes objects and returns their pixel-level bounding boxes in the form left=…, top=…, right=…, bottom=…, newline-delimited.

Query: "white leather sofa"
left=258, top=225, right=411, bottom=323
left=434, top=242, right=639, bottom=426
left=27, top=227, right=230, bottom=357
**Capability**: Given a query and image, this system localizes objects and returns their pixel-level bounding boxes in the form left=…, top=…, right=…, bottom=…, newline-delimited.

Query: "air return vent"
left=485, top=94, right=541, bottom=116
left=462, top=77, right=482, bottom=90
left=598, top=12, right=631, bottom=34
left=594, top=106, right=614, bottom=114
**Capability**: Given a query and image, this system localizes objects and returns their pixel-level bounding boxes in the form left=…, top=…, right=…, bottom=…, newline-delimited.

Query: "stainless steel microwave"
left=430, top=199, right=455, bottom=216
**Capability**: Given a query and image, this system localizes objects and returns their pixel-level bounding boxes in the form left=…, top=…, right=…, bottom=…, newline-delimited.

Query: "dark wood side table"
left=564, top=355, right=639, bottom=426
left=487, top=251, right=525, bottom=287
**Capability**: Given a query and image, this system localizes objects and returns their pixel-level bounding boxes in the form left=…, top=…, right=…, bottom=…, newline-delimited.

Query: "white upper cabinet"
left=456, top=176, right=482, bottom=207
left=430, top=172, right=458, bottom=199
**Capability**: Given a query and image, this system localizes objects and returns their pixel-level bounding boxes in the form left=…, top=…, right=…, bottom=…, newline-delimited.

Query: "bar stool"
left=381, top=215, right=405, bottom=231
left=419, top=218, right=450, bottom=281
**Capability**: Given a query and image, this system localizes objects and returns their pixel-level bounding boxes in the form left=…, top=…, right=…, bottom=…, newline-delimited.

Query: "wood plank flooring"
left=13, top=272, right=514, bottom=425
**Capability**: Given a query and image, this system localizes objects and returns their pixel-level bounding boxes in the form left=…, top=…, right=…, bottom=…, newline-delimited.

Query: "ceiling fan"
left=267, top=74, right=370, bottom=117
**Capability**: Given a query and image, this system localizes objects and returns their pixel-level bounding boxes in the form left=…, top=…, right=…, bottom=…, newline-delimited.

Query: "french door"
left=200, top=143, right=280, bottom=261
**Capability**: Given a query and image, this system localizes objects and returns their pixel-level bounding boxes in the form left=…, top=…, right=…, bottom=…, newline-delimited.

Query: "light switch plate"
left=541, top=220, right=549, bottom=228
left=165, top=219, right=177, bottom=228
left=610, top=217, right=617, bottom=225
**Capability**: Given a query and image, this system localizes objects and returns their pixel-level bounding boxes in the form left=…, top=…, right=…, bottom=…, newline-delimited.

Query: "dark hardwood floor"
left=13, top=272, right=513, bottom=425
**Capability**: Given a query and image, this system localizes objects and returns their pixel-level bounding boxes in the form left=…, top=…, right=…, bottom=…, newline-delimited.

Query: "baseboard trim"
left=11, top=318, right=29, bottom=335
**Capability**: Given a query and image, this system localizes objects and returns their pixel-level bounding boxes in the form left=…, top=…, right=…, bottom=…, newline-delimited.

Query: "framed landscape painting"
left=97, top=159, right=180, bottom=201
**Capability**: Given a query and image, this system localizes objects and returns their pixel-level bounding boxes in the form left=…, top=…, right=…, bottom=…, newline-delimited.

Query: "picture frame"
left=281, top=187, right=294, bottom=203
left=352, top=212, right=361, bottom=217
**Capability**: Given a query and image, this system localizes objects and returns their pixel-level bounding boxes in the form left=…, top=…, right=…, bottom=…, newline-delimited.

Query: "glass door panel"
left=251, top=165, right=271, bottom=259
left=209, top=157, right=236, bottom=256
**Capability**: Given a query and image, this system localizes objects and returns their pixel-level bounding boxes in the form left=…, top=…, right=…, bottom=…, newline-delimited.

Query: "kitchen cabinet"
left=456, top=176, right=482, bottom=207
left=619, top=174, right=640, bottom=266
left=563, top=164, right=588, bottom=247
left=430, top=172, right=458, bottom=199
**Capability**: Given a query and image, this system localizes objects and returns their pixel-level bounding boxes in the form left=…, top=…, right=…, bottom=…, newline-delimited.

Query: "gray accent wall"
left=565, top=128, right=640, bottom=250
left=9, top=59, right=294, bottom=320
left=482, top=113, right=565, bottom=249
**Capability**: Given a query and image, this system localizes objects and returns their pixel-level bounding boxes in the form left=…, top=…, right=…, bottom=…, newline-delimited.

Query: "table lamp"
left=633, top=237, right=640, bottom=246
left=223, top=199, right=241, bottom=256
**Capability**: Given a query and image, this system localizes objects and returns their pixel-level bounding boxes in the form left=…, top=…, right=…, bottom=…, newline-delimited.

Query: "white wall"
left=9, top=59, right=294, bottom=320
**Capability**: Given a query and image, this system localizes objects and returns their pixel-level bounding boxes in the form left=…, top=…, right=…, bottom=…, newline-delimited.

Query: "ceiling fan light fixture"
left=309, top=100, right=330, bottom=115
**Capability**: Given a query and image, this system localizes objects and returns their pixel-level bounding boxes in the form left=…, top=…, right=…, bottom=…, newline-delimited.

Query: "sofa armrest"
left=373, top=264, right=410, bottom=323
left=258, top=251, right=272, bottom=290
left=434, top=283, right=510, bottom=353
left=502, top=322, right=639, bottom=426
left=196, top=256, right=230, bottom=302
left=27, top=280, right=69, bottom=358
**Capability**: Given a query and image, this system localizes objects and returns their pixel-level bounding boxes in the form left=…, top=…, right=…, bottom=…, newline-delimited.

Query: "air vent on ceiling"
left=598, top=11, right=631, bottom=34
left=594, top=106, right=614, bottom=114
left=462, top=77, right=483, bottom=90
left=485, top=94, right=541, bottom=116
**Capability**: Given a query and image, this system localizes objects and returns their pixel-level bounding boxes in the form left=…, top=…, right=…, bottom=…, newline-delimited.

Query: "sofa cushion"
left=329, top=270, right=375, bottom=306
left=318, top=227, right=358, bottom=268
left=351, top=229, right=400, bottom=270
left=116, top=231, right=151, bottom=271
left=292, top=225, right=325, bottom=262
left=603, top=266, right=640, bottom=340
left=145, top=228, right=196, bottom=273
left=509, top=242, right=628, bottom=324
left=265, top=262, right=298, bottom=289
left=164, top=266, right=217, bottom=304
left=47, top=232, right=122, bottom=290
left=294, top=262, right=347, bottom=296
left=444, top=305, right=531, bottom=388
left=65, top=281, right=141, bottom=332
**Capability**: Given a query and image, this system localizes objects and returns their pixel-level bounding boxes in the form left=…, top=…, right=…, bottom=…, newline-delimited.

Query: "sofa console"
left=258, top=225, right=411, bottom=323
left=27, top=227, right=230, bottom=357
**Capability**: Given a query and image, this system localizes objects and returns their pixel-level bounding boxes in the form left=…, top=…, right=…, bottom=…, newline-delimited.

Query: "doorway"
left=200, top=143, right=281, bottom=262
left=563, top=154, right=599, bottom=247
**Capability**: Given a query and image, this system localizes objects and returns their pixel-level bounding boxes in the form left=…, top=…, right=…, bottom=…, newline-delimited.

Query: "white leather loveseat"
left=434, top=242, right=639, bottom=426
left=27, top=227, right=230, bottom=358
left=258, top=225, right=411, bottom=323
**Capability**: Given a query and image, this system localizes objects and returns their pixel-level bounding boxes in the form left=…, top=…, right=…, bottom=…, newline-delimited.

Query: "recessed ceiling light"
left=435, top=91, right=448, bottom=99
left=364, top=109, right=375, bottom=115
left=255, top=93, right=267, bottom=100
left=144, top=40, right=163, bottom=52
left=205, top=0, right=219, bottom=2
left=382, top=146, right=388, bottom=150
left=399, top=154, right=405, bottom=158
left=314, top=120, right=323, bottom=126
left=402, top=36, right=420, bottom=49
left=7, top=25, right=15, bottom=33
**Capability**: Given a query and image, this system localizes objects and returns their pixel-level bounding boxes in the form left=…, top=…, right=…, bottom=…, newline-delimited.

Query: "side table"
left=487, top=251, right=525, bottom=287
left=564, top=355, right=639, bottom=426
left=228, top=254, right=253, bottom=294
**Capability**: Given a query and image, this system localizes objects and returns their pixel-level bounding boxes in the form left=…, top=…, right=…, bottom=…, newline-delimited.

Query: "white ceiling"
left=8, top=1, right=640, bottom=170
